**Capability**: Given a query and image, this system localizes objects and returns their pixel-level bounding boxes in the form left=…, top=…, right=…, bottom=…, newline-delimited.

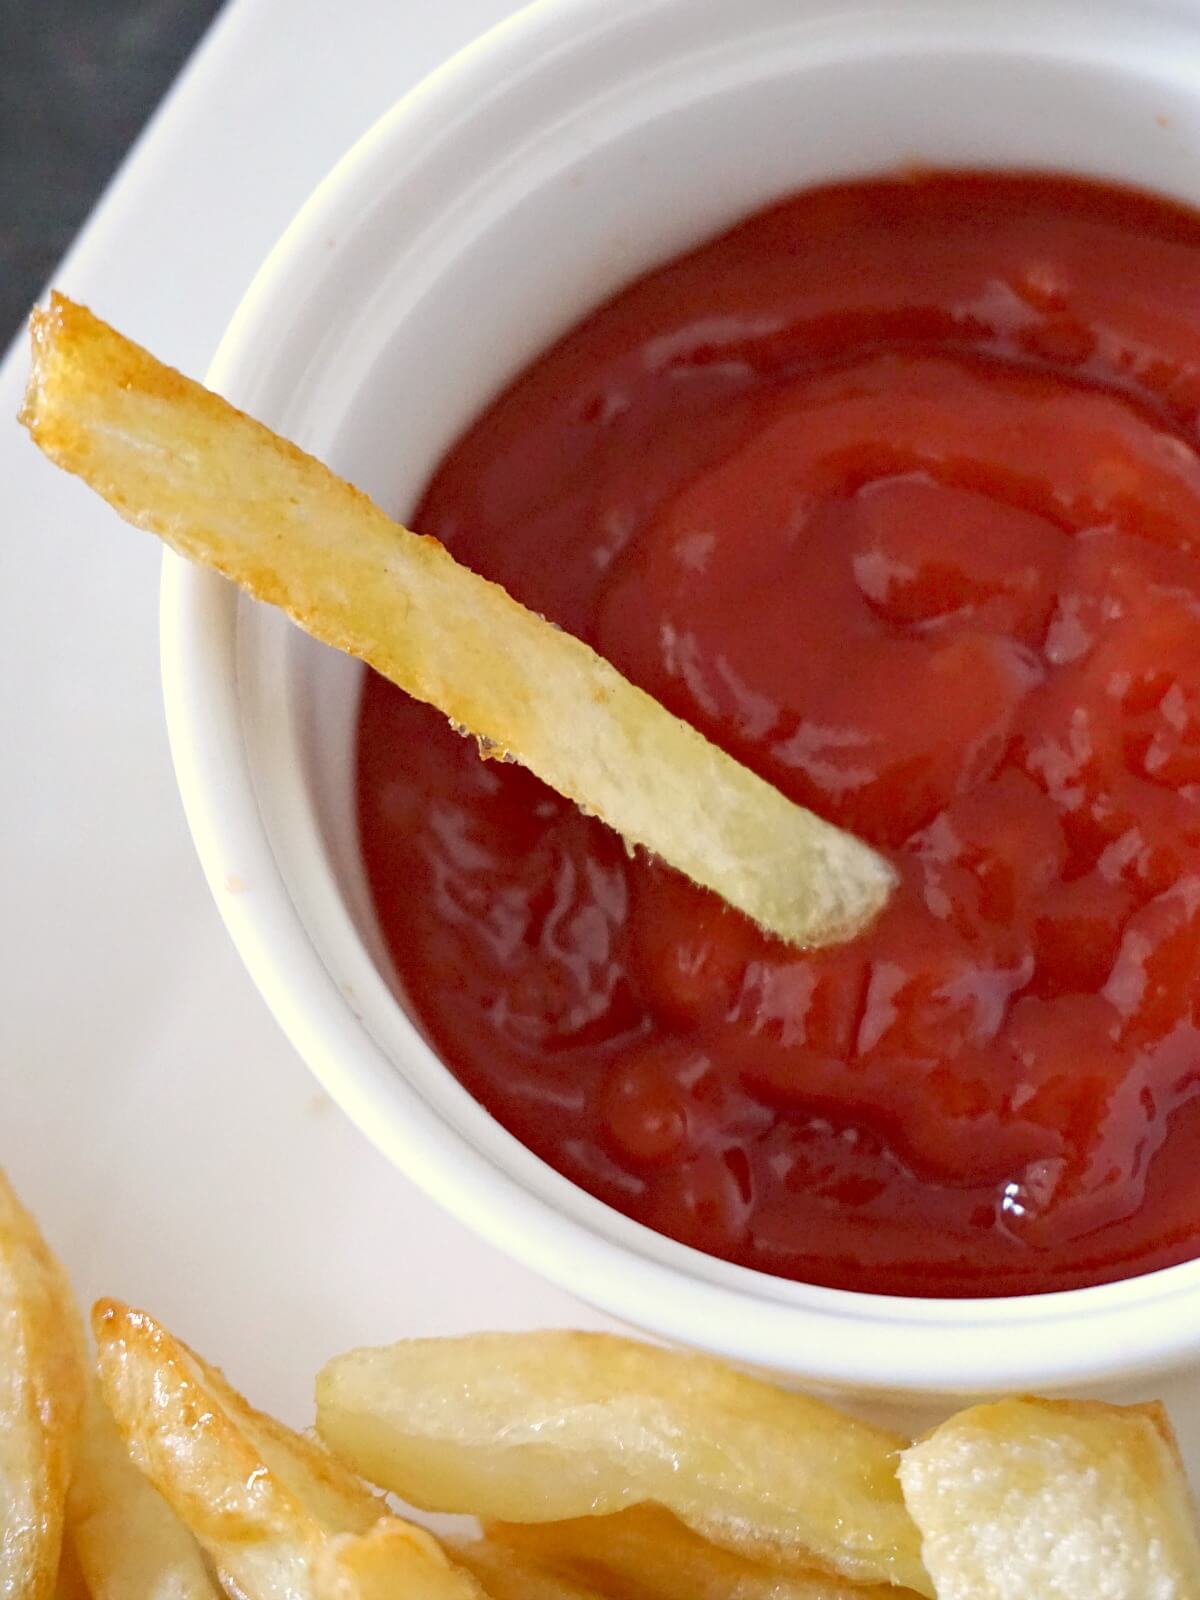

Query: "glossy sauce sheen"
left=358, top=175, right=1200, bottom=1297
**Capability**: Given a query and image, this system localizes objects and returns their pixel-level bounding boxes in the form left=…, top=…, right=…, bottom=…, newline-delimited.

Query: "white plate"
left=4, top=0, right=1200, bottom=1471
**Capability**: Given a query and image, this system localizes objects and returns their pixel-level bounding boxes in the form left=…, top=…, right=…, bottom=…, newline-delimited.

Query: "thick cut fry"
left=450, top=1536, right=629, bottom=1600
left=314, top=1331, right=929, bottom=1594
left=0, top=1170, right=86, bottom=1600
left=53, top=1538, right=89, bottom=1600
left=898, top=1396, right=1200, bottom=1599
left=92, top=1301, right=480, bottom=1600
left=68, top=1378, right=222, bottom=1600
left=314, top=1525, right=486, bottom=1600
left=21, top=294, right=894, bottom=950
left=488, top=1506, right=918, bottom=1600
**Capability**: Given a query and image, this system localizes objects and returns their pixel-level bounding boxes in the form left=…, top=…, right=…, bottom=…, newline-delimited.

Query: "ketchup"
left=357, top=174, right=1200, bottom=1297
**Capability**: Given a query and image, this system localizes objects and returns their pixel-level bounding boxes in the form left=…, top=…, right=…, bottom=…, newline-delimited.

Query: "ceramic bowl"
left=162, top=0, right=1200, bottom=1394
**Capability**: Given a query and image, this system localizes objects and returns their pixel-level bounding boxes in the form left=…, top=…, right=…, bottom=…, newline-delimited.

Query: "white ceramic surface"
left=162, top=0, right=1200, bottom=1395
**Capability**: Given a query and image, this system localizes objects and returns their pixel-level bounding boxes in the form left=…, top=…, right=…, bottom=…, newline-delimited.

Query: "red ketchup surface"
left=357, top=174, right=1200, bottom=1297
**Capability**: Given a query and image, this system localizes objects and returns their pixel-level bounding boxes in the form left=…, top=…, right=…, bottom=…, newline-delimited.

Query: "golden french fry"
left=53, top=1537, right=90, bottom=1600
left=898, top=1396, right=1200, bottom=1599
left=68, top=1377, right=222, bottom=1600
left=487, top=1506, right=918, bottom=1600
left=91, top=1302, right=533, bottom=1600
left=314, top=1523, right=486, bottom=1600
left=315, top=1331, right=929, bottom=1595
left=94, top=1299, right=396, bottom=1600
left=21, top=294, right=894, bottom=950
left=450, top=1536, right=622, bottom=1600
left=0, top=1170, right=86, bottom=1600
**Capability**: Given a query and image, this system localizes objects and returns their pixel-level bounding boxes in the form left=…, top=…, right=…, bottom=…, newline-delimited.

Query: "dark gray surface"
left=0, top=0, right=224, bottom=342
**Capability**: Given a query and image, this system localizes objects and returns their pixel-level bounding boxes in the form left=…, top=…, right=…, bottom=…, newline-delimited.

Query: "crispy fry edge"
left=0, top=1171, right=87, bottom=1600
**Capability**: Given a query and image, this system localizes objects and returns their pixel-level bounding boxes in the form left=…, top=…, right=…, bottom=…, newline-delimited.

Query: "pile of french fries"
left=3, top=1168, right=1199, bottom=1600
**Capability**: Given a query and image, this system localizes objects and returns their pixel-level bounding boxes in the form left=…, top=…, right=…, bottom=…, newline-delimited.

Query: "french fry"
left=21, top=295, right=894, bottom=950
left=449, top=1537, right=618, bottom=1600
left=898, top=1396, right=1200, bottom=1599
left=314, top=1524, right=487, bottom=1600
left=448, top=1536, right=624, bottom=1600
left=92, top=1301, right=480, bottom=1600
left=487, top=1506, right=918, bottom=1600
left=52, top=1537, right=90, bottom=1600
left=0, top=1170, right=86, bottom=1600
left=68, top=1378, right=222, bottom=1600
left=314, top=1330, right=929, bottom=1594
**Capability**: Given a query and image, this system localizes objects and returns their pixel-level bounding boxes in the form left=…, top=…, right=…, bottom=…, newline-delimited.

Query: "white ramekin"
left=161, top=0, right=1200, bottom=1396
